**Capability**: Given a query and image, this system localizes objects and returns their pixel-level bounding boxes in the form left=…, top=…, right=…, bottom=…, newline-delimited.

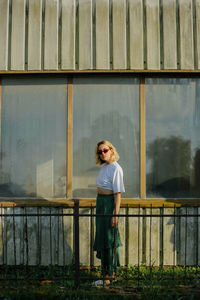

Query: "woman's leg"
left=101, top=247, right=120, bottom=282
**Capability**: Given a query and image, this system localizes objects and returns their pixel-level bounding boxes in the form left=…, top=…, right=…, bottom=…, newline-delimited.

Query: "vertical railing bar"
left=177, top=207, right=181, bottom=266
left=62, top=207, right=65, bottom=267
left=173, top=204, right=176, bottom=280
left=57, top=207, right=60, bottom=265
left=25, top=207, right=28, bottom=266
left=138, top=204, right=140, bottom=287
left=114, top=208, right=117, bottom=286
left=90, top=205, right=94, bottom=268
left=102, top=201, right=105, bottom=287
left=159, top=204, right=164, bottom=283
left=62, top=207, right=65, bottom=285
left=13, top=205, right=16, bottom=266
left=124, top=205, right=128, bottom=285
left=4, top=208, right=7, bottom=266
left=74, top=200, right=80, bottom=287
left=24, top=206, right=29, bottom=283
left=185, top=207, right=187, bottom=281
left=125, top=207, right=128, bottom=288
left=1, top=205, right=4, bottom=265
left=37, top=206, right=39, bottom=265
left=161, top=205, right=164, bottom=270
left=196, top=207, right=199, bottom=277
left=125, top=205, right=128, bottom=267
left=22, top=207, right=25, bottom=265
left=50, top=207, right=52, bottom=266
left=37, top=206, right=41, bottom=265
left=149, top=204, right=152, bottom=280
left=5, top=208, right=7, bottom=279
left=142, top=207, right=146, bottom=266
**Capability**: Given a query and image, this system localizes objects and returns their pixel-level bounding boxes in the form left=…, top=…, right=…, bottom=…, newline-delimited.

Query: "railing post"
left=74, top=200, right=80, bottom=287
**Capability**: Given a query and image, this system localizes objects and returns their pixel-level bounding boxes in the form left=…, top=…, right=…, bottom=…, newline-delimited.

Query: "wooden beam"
left=0, top=198, right=200, bottom=208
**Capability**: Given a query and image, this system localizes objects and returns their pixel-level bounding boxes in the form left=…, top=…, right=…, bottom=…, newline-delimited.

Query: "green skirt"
left=93, top=194, right=122, bottom=276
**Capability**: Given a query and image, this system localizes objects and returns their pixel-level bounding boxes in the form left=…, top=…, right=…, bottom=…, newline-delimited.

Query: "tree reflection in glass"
left=146, top=78, right=200, bottom=198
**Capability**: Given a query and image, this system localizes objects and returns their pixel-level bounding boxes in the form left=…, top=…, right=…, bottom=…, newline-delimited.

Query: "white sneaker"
left=92, top=280, right=104, bottom=286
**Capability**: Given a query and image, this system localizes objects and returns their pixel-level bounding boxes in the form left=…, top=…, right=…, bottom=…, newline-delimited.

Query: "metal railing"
left=0, top=201, right=200, bottom=287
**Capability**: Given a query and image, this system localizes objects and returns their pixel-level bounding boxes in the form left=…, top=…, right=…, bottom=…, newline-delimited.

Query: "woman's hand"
left=111, top=192, right=121, bottom=227
left=111, top=216, right=118, bottom=227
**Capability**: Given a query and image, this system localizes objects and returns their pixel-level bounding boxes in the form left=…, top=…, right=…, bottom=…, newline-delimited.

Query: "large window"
left=1, top=75, right=200, bottom=200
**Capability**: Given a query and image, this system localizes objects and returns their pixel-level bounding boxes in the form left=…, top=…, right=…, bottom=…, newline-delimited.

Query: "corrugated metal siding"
left=0, top=0, right=199, bottom=71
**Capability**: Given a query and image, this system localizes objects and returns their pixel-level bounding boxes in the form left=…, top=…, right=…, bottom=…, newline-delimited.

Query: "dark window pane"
left=146, top=78, right=200, bottom=198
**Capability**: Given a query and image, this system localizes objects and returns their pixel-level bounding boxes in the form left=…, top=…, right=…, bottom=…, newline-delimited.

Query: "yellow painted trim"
left=0, top=198, right=200, bottom=207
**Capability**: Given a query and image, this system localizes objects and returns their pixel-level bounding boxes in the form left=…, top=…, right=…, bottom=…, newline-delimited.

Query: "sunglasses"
left=98, top=149, right=110, bottom=155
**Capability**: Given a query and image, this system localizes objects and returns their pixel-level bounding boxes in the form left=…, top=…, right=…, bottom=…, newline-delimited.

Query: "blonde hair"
left=95, top=140, right=120, bottom=165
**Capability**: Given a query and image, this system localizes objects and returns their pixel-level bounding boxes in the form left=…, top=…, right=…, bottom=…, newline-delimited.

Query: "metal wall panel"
left=112, top=0, right=127, bottom=69
left=95, top=0, right=110, bottom=69
left=0, top=1, right=9, bottom=71
left=11, top=0, right=26, bottom=70
left=28, top=0, right=42, bottom=70
left=179, top=0, right=194, bottom=69
left=0, top=0, right=199, bottom=71
left=163, top=0, right=177, bottom=69
left=146, top=0, right=160, bottom=70
left=61, top=0, right=76, bottom=70
left=79, top=0, right=93, bottom=70
left=129, top=0, right=144, bottom=69
left=44, top=0, right=59, bottom=70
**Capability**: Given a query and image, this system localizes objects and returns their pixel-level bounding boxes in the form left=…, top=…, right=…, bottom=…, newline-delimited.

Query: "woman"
left=93, top=140, right=125, bottom=285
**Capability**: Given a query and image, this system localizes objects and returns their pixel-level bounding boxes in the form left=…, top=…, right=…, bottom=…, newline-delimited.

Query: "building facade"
left=0, top=0, right=200, bottom=266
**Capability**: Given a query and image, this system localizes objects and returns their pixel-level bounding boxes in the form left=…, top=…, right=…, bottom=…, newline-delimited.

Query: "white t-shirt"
left=96, top=161, right=125, bottom=193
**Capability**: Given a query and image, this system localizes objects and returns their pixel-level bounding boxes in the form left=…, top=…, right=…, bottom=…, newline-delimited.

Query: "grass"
left=0, top=265, right=200, bottom=299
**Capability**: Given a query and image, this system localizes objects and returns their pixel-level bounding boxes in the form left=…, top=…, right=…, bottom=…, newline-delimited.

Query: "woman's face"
left=98, top=143, right=113, bottom=164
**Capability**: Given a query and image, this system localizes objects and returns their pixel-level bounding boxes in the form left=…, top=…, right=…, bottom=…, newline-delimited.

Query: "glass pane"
left=73, top=76, right=140, bottom=198
left=146, top=78, right=200, bottom=197
left=0, top=77, right=67, bottom=198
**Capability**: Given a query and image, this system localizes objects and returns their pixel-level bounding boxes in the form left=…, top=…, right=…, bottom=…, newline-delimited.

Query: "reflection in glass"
left=73, top=76, right=140, bottom=198
left=146, top=78, right=200, bottom=197
left=0, top=77, right=67, bottom=198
